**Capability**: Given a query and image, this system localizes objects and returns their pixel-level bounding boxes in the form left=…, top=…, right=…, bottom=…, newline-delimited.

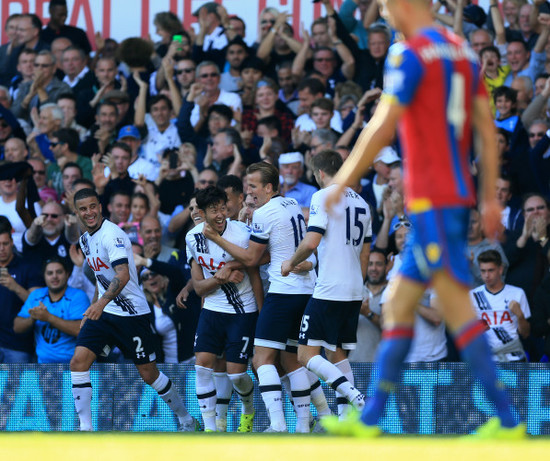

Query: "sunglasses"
left=42, top=213, right=60, bottom=219
left=141, top=272, right=158, bottom=281
left=199, top=72, right=219, bottom=79
left=261, top=19, right=276, bottom=25
left=33, top=170, right=46, bottom=175
left=199, top=179, right=216, bottom=185
left=529, top=132, right=545, bottom=138
left=49, top=141, right=63, bottom=147
left=34, top=62, right=52, bottom=68
left=176, top=68, right=195, bottom=75
left=393, top=220, right=412, bottom=231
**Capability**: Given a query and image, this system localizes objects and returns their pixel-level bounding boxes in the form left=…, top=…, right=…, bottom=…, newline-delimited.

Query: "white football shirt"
left=470, top=284, right=531, bottom=352
left=79, top=219, right=150, bottom=316
left=307, top=185, right=372, bottom=301
left=250, top=196, right=316, bottom=294
left=186, top=220, right=257, bottom=314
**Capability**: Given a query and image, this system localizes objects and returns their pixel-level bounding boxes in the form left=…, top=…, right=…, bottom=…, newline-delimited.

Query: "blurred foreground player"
left=69, top=189, right=198, bottom=431
left=322, top=0, right=525, bottom=439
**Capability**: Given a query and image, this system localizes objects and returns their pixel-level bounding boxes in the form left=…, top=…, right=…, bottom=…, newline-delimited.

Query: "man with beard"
left=22, top=200, right=80, bottom=274
left=279, top=152, right=317, bottom=209
left=13, top=257, right=88, bottom=363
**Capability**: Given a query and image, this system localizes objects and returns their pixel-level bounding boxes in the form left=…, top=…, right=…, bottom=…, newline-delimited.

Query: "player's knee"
left=297, top=347, right=312, bottom=368
left=70, top=347, right=93, bottom=372
left=138, top=364, right=159, bottom=385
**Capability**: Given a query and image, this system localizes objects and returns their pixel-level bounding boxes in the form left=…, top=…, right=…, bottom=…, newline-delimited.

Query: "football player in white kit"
left=186, top=186, right=261, bottom=432
left=203, top=162, right=330, bottom=433
left=282, top=150, right=370, bottom=416
left=69, top=188, right=198, bottom=431
left=470, top=249, right=531, bottom=362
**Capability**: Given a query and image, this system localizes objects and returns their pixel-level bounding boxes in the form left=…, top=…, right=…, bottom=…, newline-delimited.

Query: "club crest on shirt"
left=81, top=235, right=90, bottom=255
left=114, top=237, right=125, bottom=248
left=252, top=223, right=264, bottom=233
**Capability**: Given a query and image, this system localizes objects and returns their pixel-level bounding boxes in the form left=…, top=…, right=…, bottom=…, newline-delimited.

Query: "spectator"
left=75, top=56, right=121, bottom=129
left=192, top=2, right=229, bottom=70
left=11, top=50, right=70, bottom=123
left=4, top=137, right=28, bottom=163
left=0, top=218, right=43, bottom=363
left=278, top=152, right=317, bottom=208
left=189, top=61, right=242, bottom=128
left=0, top=14, right=22, bottom=86
left=27, top=103, right=64, bottom=162
left=138, top=256, right=201, bottom=364
left=348, top=248, right=387, bottom=363
left=242, top=78, right=295, bottom=145
left=204, top=127, right=243, bottom=176
left=40, top=0, right=91, bottom=54
left=471, top=250, right=531, bottom=362
left=13, top=257, right=88, bottom=363
left=50, top=37, right=72, bottom=80
left=503, top=30, right=548, bottom=88
left=47, top=128, right=92, bottom=195
left=135, top=91, right=182, bottom=179
left=22, top=199, right=79, bottom=275
left=220, top=37, right=249, bottom=92
left=156, top=146, right=196, bottom=215
left=173, top=58, right=196, bottom=101
left=28, top=157, right=57, bottom=203
left=80, top=101, right=119, bottom=157
left=276, top=61, right=299, bottom=115
left=97, top=142, right=135, bottom=205
left=467, top=208, right=509, bottom=287
left=152, top=11, right=186, bottom=59
left=9, top=48, right=37, bottom=101
left=61, top=46, right=97, bottom=93
left=56, top=93, right=87, bottom=140
left=497, top=174, right=522, bottom=231
left=107, top=191, right=131, bottom=226
left=295, top=78, right=342, bottom=133
left=503, top=193, right=550, bottom=302
left=239, top=56, right=265, bottom=108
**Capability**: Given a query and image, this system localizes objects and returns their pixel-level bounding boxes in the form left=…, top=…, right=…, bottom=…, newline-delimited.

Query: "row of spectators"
left=1, top=0, right=550, bottom=365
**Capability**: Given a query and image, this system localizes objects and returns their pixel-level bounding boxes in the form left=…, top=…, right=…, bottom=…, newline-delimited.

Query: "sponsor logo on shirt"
left=310, top=205, right=319, bottom=216
left=252, top=223, right=264, bottom=233
left=114, top=238, right=125, bottom=248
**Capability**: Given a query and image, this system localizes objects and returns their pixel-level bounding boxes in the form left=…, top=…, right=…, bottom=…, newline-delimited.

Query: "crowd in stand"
left=1, top=0, right=550, bottom=366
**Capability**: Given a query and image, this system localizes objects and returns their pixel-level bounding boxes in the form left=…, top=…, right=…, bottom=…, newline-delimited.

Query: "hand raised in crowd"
left=69, top=244, right=85, bottom=268
left=94, top=31, right=105, bottom=51
left=30, top=106, right=40, bottom=129
left=176, top=286, right=189, bottom=309
left=92, top=160, right=109, bottom=191
left=29, top=302, right=51, bottom=322
left=133, top=252, right=148, bottom=268
left=65, top=213, right=78, bottom=228
left=0, top=270, right=19, bottom=292
left=119, top=73, right=128, bottom=93
left=162, top=56, right=175, bottom=81
left=259, top=135, right=272, bottom=160
left=187, top=82, right=204, bottom=102
left=133, top=70, right=148, bottom=91
left=32, top=214, right=47, bottom=228
left=274, top=12, right=290, bottom=32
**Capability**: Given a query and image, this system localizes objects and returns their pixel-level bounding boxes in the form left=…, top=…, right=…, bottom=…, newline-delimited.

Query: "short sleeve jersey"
left=307, top=185, right=372, bottom=301
left=186, top=220, right=257, bottom=314
left=382, top=27, right=485, bottom=208
left=79, top=219, right=150, bottom=316
left=470, top=284, right=531, bottom=352
left=19, top=287, right=89, bottom=363
left=249, top=196, right=316, bottom=294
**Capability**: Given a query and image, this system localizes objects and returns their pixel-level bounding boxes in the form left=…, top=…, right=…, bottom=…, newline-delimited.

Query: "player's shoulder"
left=185, top=222, right=205, bottom=242
left=470, top=284, right=485, bottom=295
left=228, top=219, right=251, bottom=235
left=503, top=284, right=526, bottom=297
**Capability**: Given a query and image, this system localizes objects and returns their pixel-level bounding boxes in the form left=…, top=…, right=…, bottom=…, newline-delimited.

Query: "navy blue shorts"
left=254, top=293, right=311, bottom=350
left=77, top=312, right=157, bottom=364
left=298, top=298, right=361, bottom=351
left=399, top=206, right=471, bottom=286
left=194, top=309, right=257, bottom=364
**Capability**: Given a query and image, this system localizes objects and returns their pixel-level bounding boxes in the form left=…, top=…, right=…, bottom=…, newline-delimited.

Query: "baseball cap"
left=279, top=152, right=304, bottom=166
left=117, top=125, right=141, bottom=141
left=374, top=146, right=400, bottom=165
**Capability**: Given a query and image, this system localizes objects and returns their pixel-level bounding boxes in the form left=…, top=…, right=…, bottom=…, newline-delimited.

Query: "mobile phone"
left=173, top=35, right=183, bottom=43
left=169, top=152, right=179, bottom=169
left=0, top=267, right=8, bottom=277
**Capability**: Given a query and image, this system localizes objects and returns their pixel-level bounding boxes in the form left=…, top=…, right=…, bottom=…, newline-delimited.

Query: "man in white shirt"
left=69, top=188, right=198, bottom=432
left=470, top=250, right=531, bottom=362
left=61, top=46, right=96, bottom=93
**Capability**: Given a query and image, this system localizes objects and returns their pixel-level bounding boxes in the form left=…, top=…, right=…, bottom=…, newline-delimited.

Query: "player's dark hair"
left=311, top=149, right=343, bottom=176
left=477, top=249, right=502, bottom=266
left=246, top=161, right=279, bottom=192
left=74, top=188, right=99, bottom=206
left=43, top=256, right=69, bottom=274
left=217, top=174, right=244, bottom=195
left=195, top=186, right=228, bottom=211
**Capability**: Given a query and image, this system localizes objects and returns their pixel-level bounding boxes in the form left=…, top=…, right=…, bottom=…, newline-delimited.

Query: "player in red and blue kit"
left=322, top=0, right=525, bottom=439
